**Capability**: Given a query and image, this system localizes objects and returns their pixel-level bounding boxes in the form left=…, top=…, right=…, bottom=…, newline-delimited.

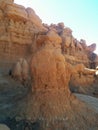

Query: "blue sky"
left=14, top=0, right=98, bottom=53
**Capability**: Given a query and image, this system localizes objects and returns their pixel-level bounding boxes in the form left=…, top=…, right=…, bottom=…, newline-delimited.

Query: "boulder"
left=11, top=61, right=22, bottom=81
left=62, top=27, right=72, bottom=36
left=26, top=8, right=42, bottom=27
left=74, top=39, right=83, bottom=51
left=87, top=43, right=96, bottom=52
left=21, top=59, right=29, bottom=81
left=11, top=58, right=29, bottom=82
left=47, top=30, right=62, bottom=45
left=80, top=39, right=87, bottom=49
left=26, top=7, right=47, bottom=32
left=60, top=28, right=73, bottom=51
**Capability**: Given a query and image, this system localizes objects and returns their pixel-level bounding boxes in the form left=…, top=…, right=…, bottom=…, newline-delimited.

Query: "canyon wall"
left=0, top=0, right=47, bottom=70
left=0, top=1, right=98, bottom=130
left=0, top=0, right=98, bottom=94
left=0, top=0, right=98, bottom=69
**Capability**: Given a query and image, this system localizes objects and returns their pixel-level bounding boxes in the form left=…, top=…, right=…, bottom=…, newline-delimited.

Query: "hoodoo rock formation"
left=0, top=0, right=98, bottom=130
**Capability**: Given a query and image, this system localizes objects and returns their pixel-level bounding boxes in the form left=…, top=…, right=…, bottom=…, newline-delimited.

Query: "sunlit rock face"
left=29, top=30, right=98, bottom=130
left=0, top=1, right=98, bottom=130
left=0, top=0, right=47, bottom=65
left=31, top=38, right=71, bottom=92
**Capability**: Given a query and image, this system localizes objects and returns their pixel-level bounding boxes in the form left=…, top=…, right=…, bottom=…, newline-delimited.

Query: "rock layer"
left=0, top=1, right=98, bottom=130
left=0, top=0, right=47, bottom=65
left=29, top=29, right=98, bottom=129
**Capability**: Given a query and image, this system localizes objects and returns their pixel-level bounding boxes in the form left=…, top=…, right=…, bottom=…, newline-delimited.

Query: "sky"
left=14, top=0, right=98, bottom=53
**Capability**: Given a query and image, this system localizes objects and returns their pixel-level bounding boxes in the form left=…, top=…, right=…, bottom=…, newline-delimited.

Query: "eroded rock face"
left=0, top=1, right=47, bottom=65
left=29, top=34, right=98, bottom=130
left=11, top=58, right=29, bottom=82
left=0, top=1, right=98, bottom=130
left=0, top=0, right=97, bottom=71
left=31, top=43, right=71, bottom=93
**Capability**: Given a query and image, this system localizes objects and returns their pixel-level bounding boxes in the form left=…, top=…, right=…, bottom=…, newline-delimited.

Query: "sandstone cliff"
left=0, top=1, right=98, bottom=130
left=0, top=0, right=97, bottom=71
left=0, top=0, right=47, bottom=67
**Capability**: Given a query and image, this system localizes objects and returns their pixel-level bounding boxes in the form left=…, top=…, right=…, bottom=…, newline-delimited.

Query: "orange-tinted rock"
left=31, top=43, right=70, bottom=93
left=47, top=30, right=62, bottom=44
left=36, top=35, right=49, bottom=48
left=0, top=0, right=14, bottom=9
left=26, top=8, right=43, bottom=29
left=74, top=63, right=85, bottom=73
left=0, top=1, right=47, bottom=63
left=35, top=30, right=62, bottom=51
left=0, top=1, right=98, bottom=130
left=5, top=3, right=28, bottom=21
left=0, top=10, right=3, bottom=19
left=29, top=38, right=98, bottom=130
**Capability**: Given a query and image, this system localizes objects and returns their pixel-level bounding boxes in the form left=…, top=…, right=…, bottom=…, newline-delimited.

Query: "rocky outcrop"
left=69, top=64, right=98, bottom=96
left=43, top=23, right=98, bottom=69
left=11, top=58, right=29, bottom=82
left=87, top=43, right=96, bottom=52
left=31, top=40, right=71, bottom=92
left=29, top=33, right=98, bottom=129
left=0, top=0, right=97, bottom=69
left=0, top=1, right=98, bottom=130
left=0, top=0, right=47, bottom=66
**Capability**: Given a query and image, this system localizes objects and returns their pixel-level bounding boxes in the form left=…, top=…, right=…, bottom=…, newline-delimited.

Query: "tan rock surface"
left=0, top=1, right=47, bottom=64
left=0, top=0, right=14, bottom=9
left=80, top=39, right=87, bottom=49
left=11, top=58, right=29, bottom=82
left=70, top=65, right=98, bottom=96
left=5, top=3, right=28, bottom=21
left=0, top=1, right=98, bottom=130
left=30, top=43, right=70, bottom=92
left=29, top=35, right=98, bottom=129
left=26, top=8, right=43, bottom=29
left=47, top=30, right=62, bottom=44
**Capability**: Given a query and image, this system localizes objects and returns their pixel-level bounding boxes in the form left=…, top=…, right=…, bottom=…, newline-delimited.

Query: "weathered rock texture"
left=28, top=29, right=98, bottom=130
left=11, top=58, right=29, bottom=82
left=0, top=1, right=98, bottom=130
left=0, top=0, right=97, bottom=71
left=0, top=0, right=47, bottom=68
